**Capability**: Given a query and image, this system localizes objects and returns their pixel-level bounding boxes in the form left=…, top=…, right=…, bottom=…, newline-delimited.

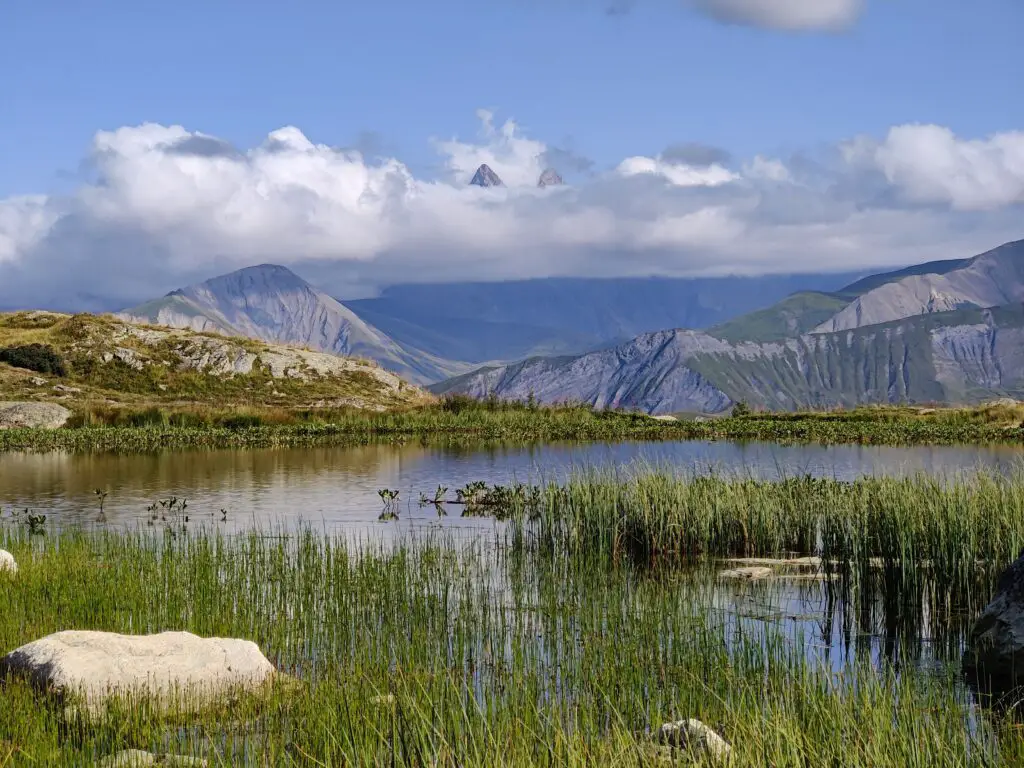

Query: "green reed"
left=501, top=469, right=1024, bottom=601
left=0, top=525, right=1021, bottom=766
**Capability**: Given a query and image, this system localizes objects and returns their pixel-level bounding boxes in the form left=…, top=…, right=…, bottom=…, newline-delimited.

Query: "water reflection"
left=2, top=439, right=1024, bottom=532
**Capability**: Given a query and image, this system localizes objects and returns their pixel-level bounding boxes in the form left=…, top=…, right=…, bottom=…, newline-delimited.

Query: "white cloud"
left=689, top=0, right=863, bottom=31
left=0, top=112, right=1022, bottom=311
left=870, top=124, right=1024, bottom=210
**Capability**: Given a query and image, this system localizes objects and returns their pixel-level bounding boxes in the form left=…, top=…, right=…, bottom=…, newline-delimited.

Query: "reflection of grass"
left=0, top=526, right=1018, bottom=766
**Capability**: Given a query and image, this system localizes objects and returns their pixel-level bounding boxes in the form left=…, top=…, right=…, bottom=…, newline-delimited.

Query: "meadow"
left=4, top=467, right=1024, bottom=765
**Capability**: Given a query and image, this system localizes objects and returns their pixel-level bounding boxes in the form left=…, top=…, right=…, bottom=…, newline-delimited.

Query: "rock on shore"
left=964, top=548, right=1024, bottom=697
left=0, top=630, right=276, bottom=717
left=0, top=401, right=71, bottom=429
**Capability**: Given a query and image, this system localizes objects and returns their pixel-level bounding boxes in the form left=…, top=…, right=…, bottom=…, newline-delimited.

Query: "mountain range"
left=437, top=239, right=1024, bottom=412
left=119, top=235, right=1024, bottom=412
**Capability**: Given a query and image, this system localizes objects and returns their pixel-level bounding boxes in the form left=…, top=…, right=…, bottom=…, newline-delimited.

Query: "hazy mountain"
left=469, top=164, right=504, bottom=187
left=118, top=264, right=466, bottom=384
left=814, top=240, right=1024, bottom=333
left=435, top=303, right=1024, bottom=413
left=538, top=168, right=563, bottom=187
left=343, top=272, right=864, bottom=363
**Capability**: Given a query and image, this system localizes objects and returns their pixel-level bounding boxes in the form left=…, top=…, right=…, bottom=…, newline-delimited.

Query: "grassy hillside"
left=708, top=291, right=850, bottom=342
left=0, top=311, right=429, bottom=416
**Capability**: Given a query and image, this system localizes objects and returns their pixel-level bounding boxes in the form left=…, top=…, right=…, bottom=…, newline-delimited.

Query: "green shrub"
left=0, top=343, right=67, bottom=376
left=731, top=400, right=751, bottom=418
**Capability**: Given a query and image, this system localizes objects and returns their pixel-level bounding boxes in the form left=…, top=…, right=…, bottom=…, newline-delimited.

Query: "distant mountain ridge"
left=118, top=265, right=466, bottom=384
left=435, top=238, right=1024, bottom=412
left=435, top=303, right=1024, bottom=413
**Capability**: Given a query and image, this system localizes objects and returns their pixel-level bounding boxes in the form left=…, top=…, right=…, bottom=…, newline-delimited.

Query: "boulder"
left=719, top=566, right=774, bottom=581
left=97, top=750, right=207, bottom=767
left=0, top=401, right=71, bottom=429
left=964, top=549, right=1024, bottom=697
left=655, top=718, right=731, bottom=762
left=0, top=630, right=276, bottom=716
left=0, top=550, right=15, bottom=574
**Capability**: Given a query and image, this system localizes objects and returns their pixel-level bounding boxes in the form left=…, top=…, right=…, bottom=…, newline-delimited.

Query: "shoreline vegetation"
left=3, top=395, right=1024, bottom=453
left=1, top=519, right=1021, bottom=766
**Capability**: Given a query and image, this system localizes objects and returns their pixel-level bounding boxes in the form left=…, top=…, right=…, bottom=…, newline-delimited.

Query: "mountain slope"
left=119, top=265, right=466, bottom=384
left=708, top=291, right=849, bottom=343
left=344, top=272, right=864, bottom=363
left=815, top=240, right=1024, bottom=332
left=435, top=304, right=1024, bottom=413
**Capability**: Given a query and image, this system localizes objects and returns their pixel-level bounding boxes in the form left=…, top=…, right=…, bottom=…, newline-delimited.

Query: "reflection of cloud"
left=1, top=112, right=1022, bottom=310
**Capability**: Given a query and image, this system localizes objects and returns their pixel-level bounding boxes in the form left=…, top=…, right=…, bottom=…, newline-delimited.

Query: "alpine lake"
left=4, top=437, right=1024, bottom=765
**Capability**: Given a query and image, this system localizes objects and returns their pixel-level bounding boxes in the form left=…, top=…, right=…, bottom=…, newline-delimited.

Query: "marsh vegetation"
left=3, top=467, right=1024, bottom=764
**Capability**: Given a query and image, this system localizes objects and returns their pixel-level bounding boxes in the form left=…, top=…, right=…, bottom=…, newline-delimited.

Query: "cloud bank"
left=1, top=111, right=1023, bottom=311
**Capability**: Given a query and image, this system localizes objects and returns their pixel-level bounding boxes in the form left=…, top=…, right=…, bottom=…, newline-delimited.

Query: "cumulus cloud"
left=689, top=0, right=863, bottom=30
left=0, top=111, right=1022, bottom=311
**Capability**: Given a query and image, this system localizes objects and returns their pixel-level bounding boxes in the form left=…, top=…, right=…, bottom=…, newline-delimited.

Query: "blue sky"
left=4, top=0, right=1022, bottom=195
left=2, top=0, right=1024, bottom=308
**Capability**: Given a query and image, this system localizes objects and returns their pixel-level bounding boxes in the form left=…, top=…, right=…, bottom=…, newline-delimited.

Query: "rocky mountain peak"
left=538, top=168, right=563, bottom=188
left=469, top=164, right=504, bottom=188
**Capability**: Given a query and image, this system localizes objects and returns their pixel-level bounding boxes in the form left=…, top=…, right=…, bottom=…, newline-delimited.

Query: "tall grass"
left=0, top=526, right=1018, bottom=765
left=497, top=469, right=1024, bottom=603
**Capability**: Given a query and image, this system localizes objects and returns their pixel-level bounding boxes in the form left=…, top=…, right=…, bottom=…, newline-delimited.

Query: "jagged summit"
left=538, top=168, right=563, bottom=188
left=469, top=164, right=504, bottom=188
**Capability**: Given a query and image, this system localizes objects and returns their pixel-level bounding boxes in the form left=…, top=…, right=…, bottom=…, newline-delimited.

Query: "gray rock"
left=0, top=401, right=72, bottom=429
left=469, top=164, right=504, bottom=188
left=719, top=566, right=774, bottom=581
left=0, top=630, right=276, bottom=717
left=538, top=168, right=563, bottom=187
left=964, top=548, right=1024, bottom=696
left=0, top=549, right=16, bottom=574
left=30, top=377, right=46, bottom=386
left=655, top=718, right=731, bottom=762
left=97, top=750, right=207, bottom=767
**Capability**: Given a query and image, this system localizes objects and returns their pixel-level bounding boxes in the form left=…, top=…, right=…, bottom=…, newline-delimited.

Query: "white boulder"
left=0, top=630, right=276, bottom=716
left=656, top=718, right=732, bottom=762
left=97, top=750, right=207, bottom=767
left=0, top=550, right=16, bottom=574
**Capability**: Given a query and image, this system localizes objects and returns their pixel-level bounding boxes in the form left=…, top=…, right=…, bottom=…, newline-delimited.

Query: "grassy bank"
left=0, top=526, right=1017, bottom=766
left=4, top=397, right=1024, bottom=453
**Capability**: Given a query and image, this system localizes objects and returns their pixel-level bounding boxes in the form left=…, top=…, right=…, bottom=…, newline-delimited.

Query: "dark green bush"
left=0, top=343, right=67, bottom=376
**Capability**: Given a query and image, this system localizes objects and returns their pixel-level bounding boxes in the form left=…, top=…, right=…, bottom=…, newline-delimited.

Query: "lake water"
left=1, top=438, right=1022, bottom=533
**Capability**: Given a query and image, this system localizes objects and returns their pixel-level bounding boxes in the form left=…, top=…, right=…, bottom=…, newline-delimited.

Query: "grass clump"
left=0, top=526, right=1020, bottom=765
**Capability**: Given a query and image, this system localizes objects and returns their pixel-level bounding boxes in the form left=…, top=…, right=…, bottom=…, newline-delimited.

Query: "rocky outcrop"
left=964, top=549, right=1024, bottom=698
left=538, top=168, right=563, bottom=187
left=0, top=550, right=16, bottom=573
left=0, top=630, right=276, bottom=717
left=469, top=164, right=504, bottom=187
left=97, top=751, right=207, bottom=767
left=0, top=401, right=71, bottom=429
left=654, top=719, right=731, bottom=763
